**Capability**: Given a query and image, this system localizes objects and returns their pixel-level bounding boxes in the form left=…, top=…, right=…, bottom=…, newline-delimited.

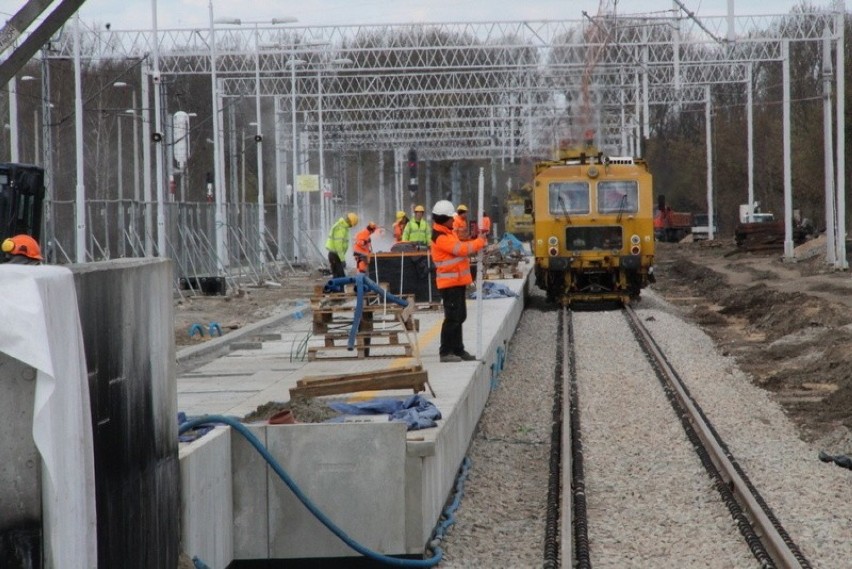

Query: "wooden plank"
left=298, top=365, right=423, bottom=386
left=290, top=370, right=429, bottom=398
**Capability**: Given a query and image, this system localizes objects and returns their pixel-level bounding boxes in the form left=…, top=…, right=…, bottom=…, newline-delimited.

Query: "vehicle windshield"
left=549, top=182, right=590, bottom=215
left=597, top=181, right=638, bottom=214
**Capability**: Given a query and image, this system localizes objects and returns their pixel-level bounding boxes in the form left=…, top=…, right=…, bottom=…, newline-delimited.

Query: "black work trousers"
left=439, top=285, right=467, bottom=357
left=328, top=251, right=345, bottom=278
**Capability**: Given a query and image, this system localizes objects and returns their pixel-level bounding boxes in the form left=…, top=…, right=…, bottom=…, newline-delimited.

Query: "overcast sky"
left=32, top=0, right=832, bottom=32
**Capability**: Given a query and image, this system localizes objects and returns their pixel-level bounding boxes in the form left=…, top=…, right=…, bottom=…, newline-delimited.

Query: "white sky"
left=18, top=0, right=832, bottom=32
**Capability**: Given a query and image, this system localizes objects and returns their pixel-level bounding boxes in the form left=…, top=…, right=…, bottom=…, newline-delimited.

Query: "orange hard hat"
left=2, top=234, right=43, bottom=261
left=414, top=205, right=425, bottom=213
left=367, top=221, right=377, bottom=231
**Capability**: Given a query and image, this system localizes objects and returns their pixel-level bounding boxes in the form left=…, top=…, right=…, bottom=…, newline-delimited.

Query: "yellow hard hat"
left=396, top=210, right=406, bottom=221
left=414, top=205, right=425, bottom=213
left=457, top=204, right=468, bottom=213
left=346, top=212, right=359, bottom=226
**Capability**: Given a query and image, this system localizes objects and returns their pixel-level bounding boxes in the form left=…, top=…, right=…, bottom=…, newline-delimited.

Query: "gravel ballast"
left=438, top=288, right=852, bottom=568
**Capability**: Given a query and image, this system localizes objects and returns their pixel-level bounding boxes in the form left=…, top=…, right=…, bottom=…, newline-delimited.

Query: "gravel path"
left=438, top=288, right=852, bottom=568
left=439, top=293, right=556, bottom=567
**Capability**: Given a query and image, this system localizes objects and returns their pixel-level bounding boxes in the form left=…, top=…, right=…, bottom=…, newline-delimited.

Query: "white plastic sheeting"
left=0, top=265, right=97, bottom=568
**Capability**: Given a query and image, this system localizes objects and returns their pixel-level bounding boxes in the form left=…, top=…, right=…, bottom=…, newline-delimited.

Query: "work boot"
left=456, top=351, right=476, bottom=361
left=440, top=353, right=462, bottom=363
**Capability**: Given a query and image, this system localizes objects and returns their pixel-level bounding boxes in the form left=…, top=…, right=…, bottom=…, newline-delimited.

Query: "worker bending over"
left=353, top=221, right=377, bottom=273
left=325, top=212, right=358, bottom=278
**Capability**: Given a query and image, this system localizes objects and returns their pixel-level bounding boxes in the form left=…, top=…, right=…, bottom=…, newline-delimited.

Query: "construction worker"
left=1, top=234, right=43, bottom=265
left=392, top=210, right=409, bottom=243
left=430, top=200, right=487, bottom=363
left=353, top=221, right=377, bottom=273
left=325, top=212, right=358, bottom=278
left=479, top=212, right=492, bottom=241
left=402, top=204, right=429, bottom=246
left=453, top=204, right=470, bottom=240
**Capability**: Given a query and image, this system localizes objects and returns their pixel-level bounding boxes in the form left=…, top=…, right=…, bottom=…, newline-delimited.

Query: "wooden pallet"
left=323, top=329, right=403, bottom=347
left=290, top=365, right=433, bottom=398
left=307, top=343, right=413, bottom=361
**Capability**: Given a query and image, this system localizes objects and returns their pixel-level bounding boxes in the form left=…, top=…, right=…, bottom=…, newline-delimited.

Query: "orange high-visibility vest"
left=480, top=215, right=492, bottom=235
left=353, top=227, right=373, bottom=256
left=453, top=213, right=469, bottom=240
left=430, top=223, right=486, bottom=289
left=393, top=219, right=407, bottom=242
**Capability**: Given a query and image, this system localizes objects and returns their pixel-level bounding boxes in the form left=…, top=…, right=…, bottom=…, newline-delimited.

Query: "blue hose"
left=179, top=415, right=470, bottom=567
left=325, top=275, right=410, bottom=350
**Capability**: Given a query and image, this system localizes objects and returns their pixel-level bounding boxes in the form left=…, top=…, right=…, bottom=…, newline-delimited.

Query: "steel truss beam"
left=39, top=8, right=841, bottom=158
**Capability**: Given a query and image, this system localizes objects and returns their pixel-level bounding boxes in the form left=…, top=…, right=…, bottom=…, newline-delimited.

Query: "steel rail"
left=623, top=305, right=806, bottom=569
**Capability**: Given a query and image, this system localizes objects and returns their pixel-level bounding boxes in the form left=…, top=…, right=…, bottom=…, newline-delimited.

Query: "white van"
left=692, top=213, right=718, bottom=240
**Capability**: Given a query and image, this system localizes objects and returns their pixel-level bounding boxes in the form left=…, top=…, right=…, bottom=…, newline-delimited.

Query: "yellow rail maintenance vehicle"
left=504, top=184, right=534, bottom=241
left=531, top=145, right=656, bottom=305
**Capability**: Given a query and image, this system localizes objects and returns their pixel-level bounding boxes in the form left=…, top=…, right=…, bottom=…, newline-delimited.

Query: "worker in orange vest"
left=392, top=211, right=409, bottom=242
left=453, top=204, right=470, bottom=240
left=431, top=200, right=487, bottom=363
left=479, top=212, right=492, bottom=241
left=353, top=221, right=377, bottom=273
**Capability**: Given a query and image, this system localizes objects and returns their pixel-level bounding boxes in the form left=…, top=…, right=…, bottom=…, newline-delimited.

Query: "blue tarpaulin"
left=326, top=395, right=442, bottom=430
left=498, top=233, right=528, bottom=256
left=469, top=281, right=519, bottom=300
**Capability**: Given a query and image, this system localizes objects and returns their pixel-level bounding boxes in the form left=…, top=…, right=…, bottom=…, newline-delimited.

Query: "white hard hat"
left=432, top=200, right=455, bottom=217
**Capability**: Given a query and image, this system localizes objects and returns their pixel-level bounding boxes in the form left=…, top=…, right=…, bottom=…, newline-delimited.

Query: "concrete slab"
left=177, top=265, right=532, bottom=564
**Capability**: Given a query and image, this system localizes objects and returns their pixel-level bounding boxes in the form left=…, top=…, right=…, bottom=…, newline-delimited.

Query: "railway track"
left=556, top=305, right=811, bottom=569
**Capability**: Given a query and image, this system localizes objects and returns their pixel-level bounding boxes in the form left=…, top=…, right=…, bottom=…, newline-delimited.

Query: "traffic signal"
left=407, top=148, right=417, bottom=194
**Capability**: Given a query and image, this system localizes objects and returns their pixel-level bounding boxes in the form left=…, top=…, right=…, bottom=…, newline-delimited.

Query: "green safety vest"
left=402, top=218, right=429, bottom=244
left=325, top=218, right=350, bottom=257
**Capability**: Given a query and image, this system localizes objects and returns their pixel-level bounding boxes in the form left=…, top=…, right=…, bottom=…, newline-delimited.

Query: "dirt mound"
left=652, top=241, right=852, bottom=443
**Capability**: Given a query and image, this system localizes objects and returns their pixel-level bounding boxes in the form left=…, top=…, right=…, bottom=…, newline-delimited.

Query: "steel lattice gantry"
left=44, top=7, right=844, bottom=161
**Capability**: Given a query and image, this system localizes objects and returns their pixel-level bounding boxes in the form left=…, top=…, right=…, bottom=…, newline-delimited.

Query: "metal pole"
left=822, top=28, right=837, bottom=266
left=275, top=95, right=285, bottom=259
left=835, top=3, right=847, bottom=270
left=41, top=55, right=54, bottom=261
left=705, top=85, right=714, bottom=241
left=33, top=109, right=38, bottom=164
left=210, top=1, right=227, bottom=273
left=73, top=14, right=87, bottom=262
left=290, top=58, right=300, bottom=262
left=747, top=63, right=755, bottom=221
left=475, top=167, right=484, bottom=360
left=318, top=66, right=325, bottom=242
left=782, top=39, right=793, bottom=260
left=9, top=76, right=18, bottom=162
left=255, top=29, right=266, bottom=268
left=152, top=0, right=166, bottom=257
left=118, top=117, right=125, bottom=256
left=141, top=61, right=153, bottom=256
